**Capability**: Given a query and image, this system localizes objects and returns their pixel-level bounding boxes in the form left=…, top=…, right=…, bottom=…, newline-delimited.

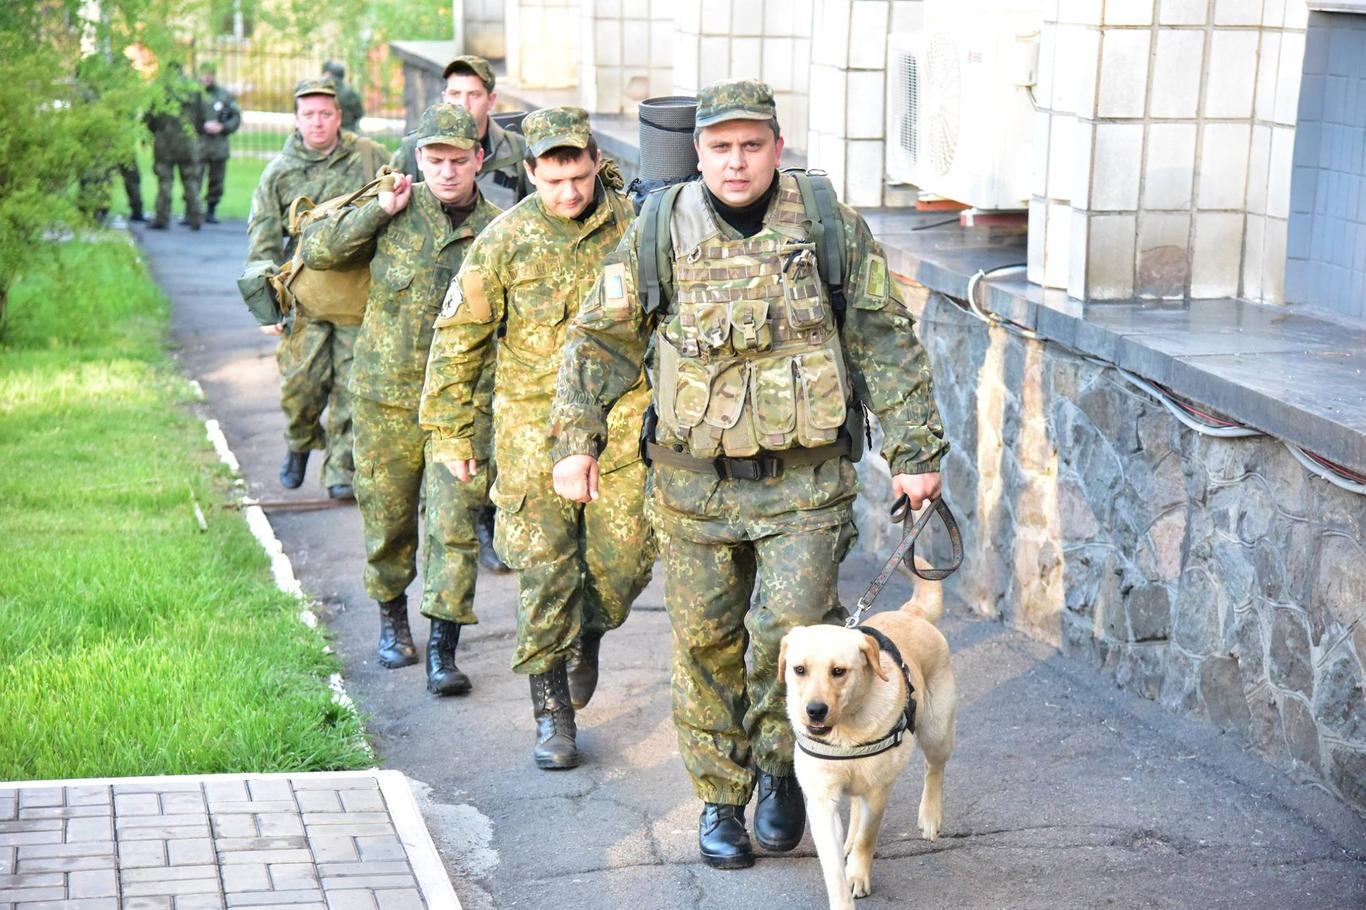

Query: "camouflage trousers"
left=152, top=156, right=202, bottom=226
left=199, top=157, right=228, bottom=209
left=277, top=315, right=357, bottom=488
left=650, top=459, right=857, bottom=806
left=353, top=398, right=486, bottom=621
left=491, top=460, right=656, bottom=675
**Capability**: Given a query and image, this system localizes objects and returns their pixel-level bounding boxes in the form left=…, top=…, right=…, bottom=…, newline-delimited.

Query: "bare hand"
left=553, top=455, right=600, bottom=504
left=378, top=174, right=414, bottom=215
left=892, top=472, right=941, bottom=511
left=259, top=323, right=285, bottom=336
left=204, top=121, right=223, bottom=135
left=444, top=459, right=480, bottom=483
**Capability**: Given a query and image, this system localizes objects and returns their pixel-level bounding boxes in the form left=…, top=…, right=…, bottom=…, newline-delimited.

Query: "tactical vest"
left=652, top=175, right=854, bottom=460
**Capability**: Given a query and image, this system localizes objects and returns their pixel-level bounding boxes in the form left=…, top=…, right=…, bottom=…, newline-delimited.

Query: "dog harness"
left=794, top=627, right=917, bottom=762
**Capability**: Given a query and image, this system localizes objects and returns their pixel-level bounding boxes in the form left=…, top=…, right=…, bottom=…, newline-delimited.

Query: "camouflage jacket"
left=144, top=78, right=206, bottom=162
left=391, top=117, right=531, bottom=206
left=548, top=177, right=948, bottom=478
left=244, top=129, right=390, bottom=266
left=336, top=81, right=364, bottom=132
left=299, top=183, right=502, bottom=412
left=420, top=185, right=647, bottom=479
left=199, top=83, right=242, bottom=161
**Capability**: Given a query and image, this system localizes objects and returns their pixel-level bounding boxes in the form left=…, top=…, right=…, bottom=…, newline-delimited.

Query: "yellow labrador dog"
left=780, top=598, right=956, bottom=910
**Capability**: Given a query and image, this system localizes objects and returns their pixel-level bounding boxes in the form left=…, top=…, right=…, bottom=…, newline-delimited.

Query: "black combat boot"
left=476, top=506, right=510, bottom=572
left=753, top=772, right=805, bottom=852
left=129, top=207, right=146, bottom=223
left=279, top=449, right=309, bottom=489
left=426, top=619, right=471, bottom=696
left=376, top=595, right=418, bottom=669
left=529, top=664, right=578, bottom=770
left=206, top=205, right=219, bottom=224
left=565, top=632, right=602, bottom=710
left=698, top=803, right=754, bottom=869
left=327, top=483, right=355, bottom=501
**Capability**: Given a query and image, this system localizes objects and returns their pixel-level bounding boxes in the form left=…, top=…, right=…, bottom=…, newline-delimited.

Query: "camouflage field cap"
left=694, top=78, right=777, bottom=129
left=523, top=106, right=593, bottom=157
left=294, top=76, right=337, bottom=99
left=444, top=55, right=496, bottom=91
left=414, top=103, right=479, bottom=150
left=199, top=61, right=218, bottom=76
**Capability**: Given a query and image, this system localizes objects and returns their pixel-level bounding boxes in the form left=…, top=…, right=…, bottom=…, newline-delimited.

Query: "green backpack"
left=635, top=169, right=849, bottom=323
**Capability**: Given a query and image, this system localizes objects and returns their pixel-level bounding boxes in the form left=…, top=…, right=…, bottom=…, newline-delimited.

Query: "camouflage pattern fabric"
left=352, top=398, right=488, bottom=620
left=693, top=78, right=778, bottom=128
left=391, top=117, right=531, bottom=207
left=299, top=179, right=502, bottom=611
left=336, top=81, right=364, bottom=133
left=245, top=128, right=389, bottom=488
left=548, top=174, right=947, bottom=803
left=152, top=158, right=203, bottom=226
left=420, top=183, right=653, bottom=675
left=494, top=459, right=655, bottom=671
left=199, top=83, right=241, bottom=162
left=659, top=517, right=851, bottom=803
left=522, top=106, right=592, bottom=157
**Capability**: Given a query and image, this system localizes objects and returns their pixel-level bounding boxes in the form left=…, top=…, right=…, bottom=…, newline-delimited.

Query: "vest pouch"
left=729, top=298, right=772, bottom=353
left=673, top=357, right=712, bottom=429
left=695, top=301, right=731, bottom=351
left=704, top=362, right=759, bottom=457
left=781, top=246, right=826, bottom=329
left=656, top=333, right=705, bottom=432
left=750, top=355, right=798, bottom=450
left=795, top=347, right=848, bottom=448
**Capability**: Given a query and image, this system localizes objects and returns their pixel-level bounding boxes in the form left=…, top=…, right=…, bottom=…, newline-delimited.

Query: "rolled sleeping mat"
left=638, top=96, right=698, bottom=181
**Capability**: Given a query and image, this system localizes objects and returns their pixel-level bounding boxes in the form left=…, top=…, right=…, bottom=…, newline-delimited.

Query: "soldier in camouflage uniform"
left=391, top=56, right=531, bottom=210
left=420, top=107, right=655, bottom=769
left=322, top=61, right=364, bottom=133
left=243, top=77, right=390, bottom=497
left=549, top=79, right=947, bottom=869
left=300, top=104, right=500, bottom=694
left=393, top=55, right=527, bottom=573
left=196, top=62, right=241, bottom=224
left=144, top=63, right=206, bottom=230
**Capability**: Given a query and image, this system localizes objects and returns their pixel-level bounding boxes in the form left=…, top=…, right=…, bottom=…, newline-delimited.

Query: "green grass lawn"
left=0, top=236, right=371, bottom=780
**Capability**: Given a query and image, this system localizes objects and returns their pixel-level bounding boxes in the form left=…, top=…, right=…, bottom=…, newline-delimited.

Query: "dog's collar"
left=794, top=627, right=917, bottom=762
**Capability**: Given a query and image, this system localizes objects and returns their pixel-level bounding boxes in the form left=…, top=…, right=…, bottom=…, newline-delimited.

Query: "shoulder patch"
left=434, top=271, right=493, bottom=326
left=864, top=253, right=889, bottom=302
left=601, top=260, right=631, bottom=319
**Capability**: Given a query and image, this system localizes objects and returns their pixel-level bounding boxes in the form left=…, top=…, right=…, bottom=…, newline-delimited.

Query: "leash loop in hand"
left=845, top=495, right=963, bottom=629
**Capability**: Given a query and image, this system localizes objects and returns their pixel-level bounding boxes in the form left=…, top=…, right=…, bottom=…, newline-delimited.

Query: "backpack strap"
left=789, top=171, right=848, bottom=326
left=637, top=181, right=687, bottom=315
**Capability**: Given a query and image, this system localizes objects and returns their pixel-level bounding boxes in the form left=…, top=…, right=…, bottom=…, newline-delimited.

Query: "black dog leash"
left=844, top=495, right=963, bottom=629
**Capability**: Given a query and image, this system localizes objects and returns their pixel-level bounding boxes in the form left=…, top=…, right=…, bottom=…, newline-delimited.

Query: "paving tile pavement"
left=0, top=772, right=458, bottom=910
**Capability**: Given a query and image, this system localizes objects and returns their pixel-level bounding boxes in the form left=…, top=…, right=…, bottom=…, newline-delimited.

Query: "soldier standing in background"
left=548, top=79, right=947, bottom=869
left=145, top=62, right=205, bottom=230
left=391, top=55, right=531, bottom=209
left=196, top=62, right=241, bottom=225
left=420, top=107, right=655, bottom=770
left=241, top=77, right=389, bottom=498
left=300, top=104, right=501, bottom=693
left=322, top=61, right=364, bottom=133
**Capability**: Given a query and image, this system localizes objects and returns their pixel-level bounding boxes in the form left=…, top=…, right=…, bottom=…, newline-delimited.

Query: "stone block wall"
left=854, top=283, right=1366, bottom=812
left=578, top=0, right=674, bottom=114
left=1027, top=0, right=1309, bottom=303
left=462, top=0, right=508, bottom=60
left=505, top=0, right=580, bottom=88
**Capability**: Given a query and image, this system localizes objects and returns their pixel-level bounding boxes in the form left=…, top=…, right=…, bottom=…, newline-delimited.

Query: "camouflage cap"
left=443, top=55, right=495, bottom=91
left=414, top=103, right=479, bottom=150
left=199, top=61, right=218, bottom=76
left=694, top=78, right=777, bottom=129
left=523, top=106, right=593, bottom=157
left=294, top=76, right=337, bottom=99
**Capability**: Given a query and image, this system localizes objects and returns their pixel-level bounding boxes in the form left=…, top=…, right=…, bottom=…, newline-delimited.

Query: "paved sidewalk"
left=0, top=772, right=457, bottom=910
left=141, top=221, right=1366, bottom=910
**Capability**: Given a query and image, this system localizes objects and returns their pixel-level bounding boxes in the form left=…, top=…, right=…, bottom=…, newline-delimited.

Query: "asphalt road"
left=143, top=219, right=1365, bottom=910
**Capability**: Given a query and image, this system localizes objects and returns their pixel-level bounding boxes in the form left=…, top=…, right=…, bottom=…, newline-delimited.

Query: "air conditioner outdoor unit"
left=888, top=23, right=1038, bottom=211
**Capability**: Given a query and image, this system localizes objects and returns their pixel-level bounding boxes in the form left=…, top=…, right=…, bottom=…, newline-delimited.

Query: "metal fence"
left=193, top=39, right=407, bottom=157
